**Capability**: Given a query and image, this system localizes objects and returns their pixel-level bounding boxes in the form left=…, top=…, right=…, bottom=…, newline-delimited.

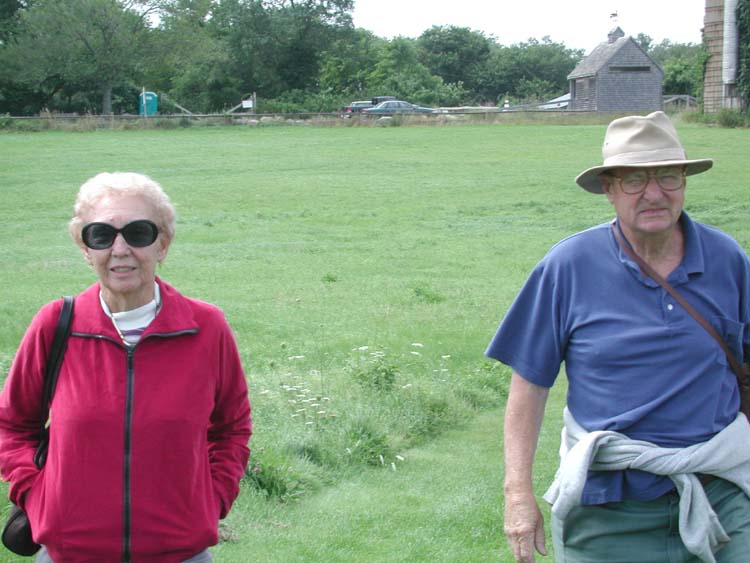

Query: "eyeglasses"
left=81, top=220, right=159, bottom=250
left=609, top=168, right=685, bottom=194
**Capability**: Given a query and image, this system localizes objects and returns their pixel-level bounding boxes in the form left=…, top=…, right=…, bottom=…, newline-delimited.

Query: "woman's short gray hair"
left=69, top=172, right=176, bottom=246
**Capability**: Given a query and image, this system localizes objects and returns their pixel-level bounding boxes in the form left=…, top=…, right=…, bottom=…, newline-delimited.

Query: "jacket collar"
left=72, top=277, right=199, bottom=340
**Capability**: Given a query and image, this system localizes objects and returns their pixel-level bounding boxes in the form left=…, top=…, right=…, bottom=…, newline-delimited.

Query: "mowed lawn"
left=0, top=119, right=748, bottom=562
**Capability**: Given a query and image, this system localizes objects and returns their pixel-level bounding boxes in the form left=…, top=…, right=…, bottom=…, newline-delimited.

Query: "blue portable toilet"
left=139, top=91, right=158, bottom=116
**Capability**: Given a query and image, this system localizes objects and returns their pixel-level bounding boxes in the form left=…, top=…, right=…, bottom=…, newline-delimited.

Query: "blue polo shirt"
left=486, top=212, right=750, bottom=504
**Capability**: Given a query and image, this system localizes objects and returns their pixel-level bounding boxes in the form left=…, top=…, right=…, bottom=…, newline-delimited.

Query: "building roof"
left=537, top=93, right=570, bottom=109
left=567, top=36, right=631, bottom=79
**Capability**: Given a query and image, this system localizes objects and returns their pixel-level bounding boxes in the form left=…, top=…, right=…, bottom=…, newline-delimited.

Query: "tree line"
left=0, top=0, right=707, bottom=116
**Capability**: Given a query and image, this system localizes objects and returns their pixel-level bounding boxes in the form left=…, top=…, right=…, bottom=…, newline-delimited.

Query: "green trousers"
left=551, top=478, right=750, bottom=563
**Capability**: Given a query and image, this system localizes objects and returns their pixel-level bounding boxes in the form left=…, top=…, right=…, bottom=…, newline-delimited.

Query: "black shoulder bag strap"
left=611, top=222, right=750, bottom=418
left=32, top=296, right=75, bottom=469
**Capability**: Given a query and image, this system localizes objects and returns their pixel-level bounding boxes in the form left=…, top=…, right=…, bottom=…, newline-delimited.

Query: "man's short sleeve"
left=485, top=257, right=566, bottom=387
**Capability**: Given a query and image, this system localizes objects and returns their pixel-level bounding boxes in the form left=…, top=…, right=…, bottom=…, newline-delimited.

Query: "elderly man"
left=486, top=112, right=750, bottom=563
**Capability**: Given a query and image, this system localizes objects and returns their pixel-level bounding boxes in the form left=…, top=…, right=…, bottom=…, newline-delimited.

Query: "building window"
left=609, top=66, right=651, bottom=72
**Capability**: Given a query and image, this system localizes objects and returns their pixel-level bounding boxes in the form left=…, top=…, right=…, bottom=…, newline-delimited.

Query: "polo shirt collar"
left=613, top=211, right=705, bottom=286
left=679, top=212, right=705, bottom=276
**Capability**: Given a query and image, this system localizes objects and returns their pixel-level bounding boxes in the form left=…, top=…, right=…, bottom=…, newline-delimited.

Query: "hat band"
left=603, top=148, right=688, bottom=167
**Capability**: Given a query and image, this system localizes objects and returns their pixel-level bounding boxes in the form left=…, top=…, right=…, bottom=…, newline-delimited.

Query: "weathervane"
left=610, top=11, right=619, bottom=25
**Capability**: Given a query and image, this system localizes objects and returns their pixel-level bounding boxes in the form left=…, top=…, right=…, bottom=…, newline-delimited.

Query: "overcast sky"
left=351, top=0, right=706, bottom=50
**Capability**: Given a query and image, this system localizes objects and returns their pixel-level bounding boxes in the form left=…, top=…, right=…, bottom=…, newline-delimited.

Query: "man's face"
left=601, top=166, right=685, bottom=240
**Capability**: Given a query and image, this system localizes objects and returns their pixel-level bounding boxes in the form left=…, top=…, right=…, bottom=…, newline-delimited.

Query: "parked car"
left=341, top=100, right=374, bottom=117
left=362, top=101, right=435, bottom=116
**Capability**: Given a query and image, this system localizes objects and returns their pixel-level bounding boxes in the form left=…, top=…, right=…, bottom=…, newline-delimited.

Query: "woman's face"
left=81, top=194, right=169, bottom=313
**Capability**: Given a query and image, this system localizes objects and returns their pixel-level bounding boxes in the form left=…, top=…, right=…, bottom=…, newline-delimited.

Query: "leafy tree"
left=318, top=28, right=384, bottom=97
left=263, top=0, right=353, bottom=27
left=214, top=0, right=354, bottom=101
left=515, top=77, right=558, bottom=103
left=648, top=39, right=708, bottom=97
left=635, top=33, right=653, bottom=52
left=0, top=0, right=32, bottom=42
left=5, top=0, right=154, bottom=114
left=478, top=38, right=581, bottom=103
left=416, top=25, right=493, bottom=99
left=366, top=37, right=466, bottom=106
left=212, top=0, right=283, bottom=98
left=142, top=0, right=241, bottom=112
left=215, top=0, right=353, bottom=102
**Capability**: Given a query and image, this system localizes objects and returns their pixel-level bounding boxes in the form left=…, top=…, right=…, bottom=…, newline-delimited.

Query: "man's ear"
left=600, top=175, right=615, bottom=203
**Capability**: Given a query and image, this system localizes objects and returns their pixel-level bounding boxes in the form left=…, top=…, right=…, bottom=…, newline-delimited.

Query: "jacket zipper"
left=122, top=345, right=135, bottom=563
left=76, top=329, right=199, bottom=561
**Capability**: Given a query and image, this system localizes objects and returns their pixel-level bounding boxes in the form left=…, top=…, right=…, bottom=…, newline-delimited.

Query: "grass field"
left=0, top=118, right=749, bottom=561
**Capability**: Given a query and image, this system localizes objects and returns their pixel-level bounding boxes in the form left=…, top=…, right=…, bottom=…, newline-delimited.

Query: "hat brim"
left=575, top=159, right=714, bottom=194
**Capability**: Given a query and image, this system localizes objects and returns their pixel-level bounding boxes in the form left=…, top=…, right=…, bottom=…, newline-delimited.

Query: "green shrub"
left=716, top=109, right=747, bottom=128
left=406, top=392, right=459, bottom=440
left=343, top=418, right=392, bottom=466
left=8, top=119, right=44, bottom=132
left=352, top=356, right=398, bottom=391
left=245, top=449, right=308, bottom=501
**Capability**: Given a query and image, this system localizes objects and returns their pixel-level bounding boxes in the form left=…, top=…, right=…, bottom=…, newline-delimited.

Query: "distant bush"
left=716, top=108, right=748, bottom=128
left=683, top=109, right=749, bottom=128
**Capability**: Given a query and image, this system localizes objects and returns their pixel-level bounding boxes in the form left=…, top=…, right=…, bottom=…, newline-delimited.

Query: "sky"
left=351, top=0, right=706, bottom=51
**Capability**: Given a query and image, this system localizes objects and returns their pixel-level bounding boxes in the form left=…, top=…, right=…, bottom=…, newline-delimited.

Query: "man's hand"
left=504, top=490, right=547, bottom=562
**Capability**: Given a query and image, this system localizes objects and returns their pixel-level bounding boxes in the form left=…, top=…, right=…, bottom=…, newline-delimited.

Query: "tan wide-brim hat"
left=575, top=111, right=713, bottom=194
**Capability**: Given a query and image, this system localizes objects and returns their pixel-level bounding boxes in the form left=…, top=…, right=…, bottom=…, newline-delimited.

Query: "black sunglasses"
left=81, top=220, right=159, bottom=250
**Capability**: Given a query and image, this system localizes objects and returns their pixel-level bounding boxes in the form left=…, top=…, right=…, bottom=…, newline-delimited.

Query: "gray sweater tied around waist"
left=543, top=407, right=750, bottom=563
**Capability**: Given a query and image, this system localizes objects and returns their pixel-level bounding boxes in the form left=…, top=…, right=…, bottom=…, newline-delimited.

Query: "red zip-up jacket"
left=0, top=279, right=252, bottom=563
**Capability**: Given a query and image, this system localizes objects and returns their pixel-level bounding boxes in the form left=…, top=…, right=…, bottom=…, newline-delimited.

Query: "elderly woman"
left=0, top=172, right=252, bottom=563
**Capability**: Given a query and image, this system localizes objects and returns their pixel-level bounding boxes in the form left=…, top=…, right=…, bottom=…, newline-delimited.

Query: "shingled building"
left=567, top=28, right=663, bottom=112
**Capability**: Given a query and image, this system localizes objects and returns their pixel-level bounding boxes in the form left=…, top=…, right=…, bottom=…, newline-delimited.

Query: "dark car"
left=362, top=100, right=435, bottom=116
left=341, top=100, right=374, bottom=117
